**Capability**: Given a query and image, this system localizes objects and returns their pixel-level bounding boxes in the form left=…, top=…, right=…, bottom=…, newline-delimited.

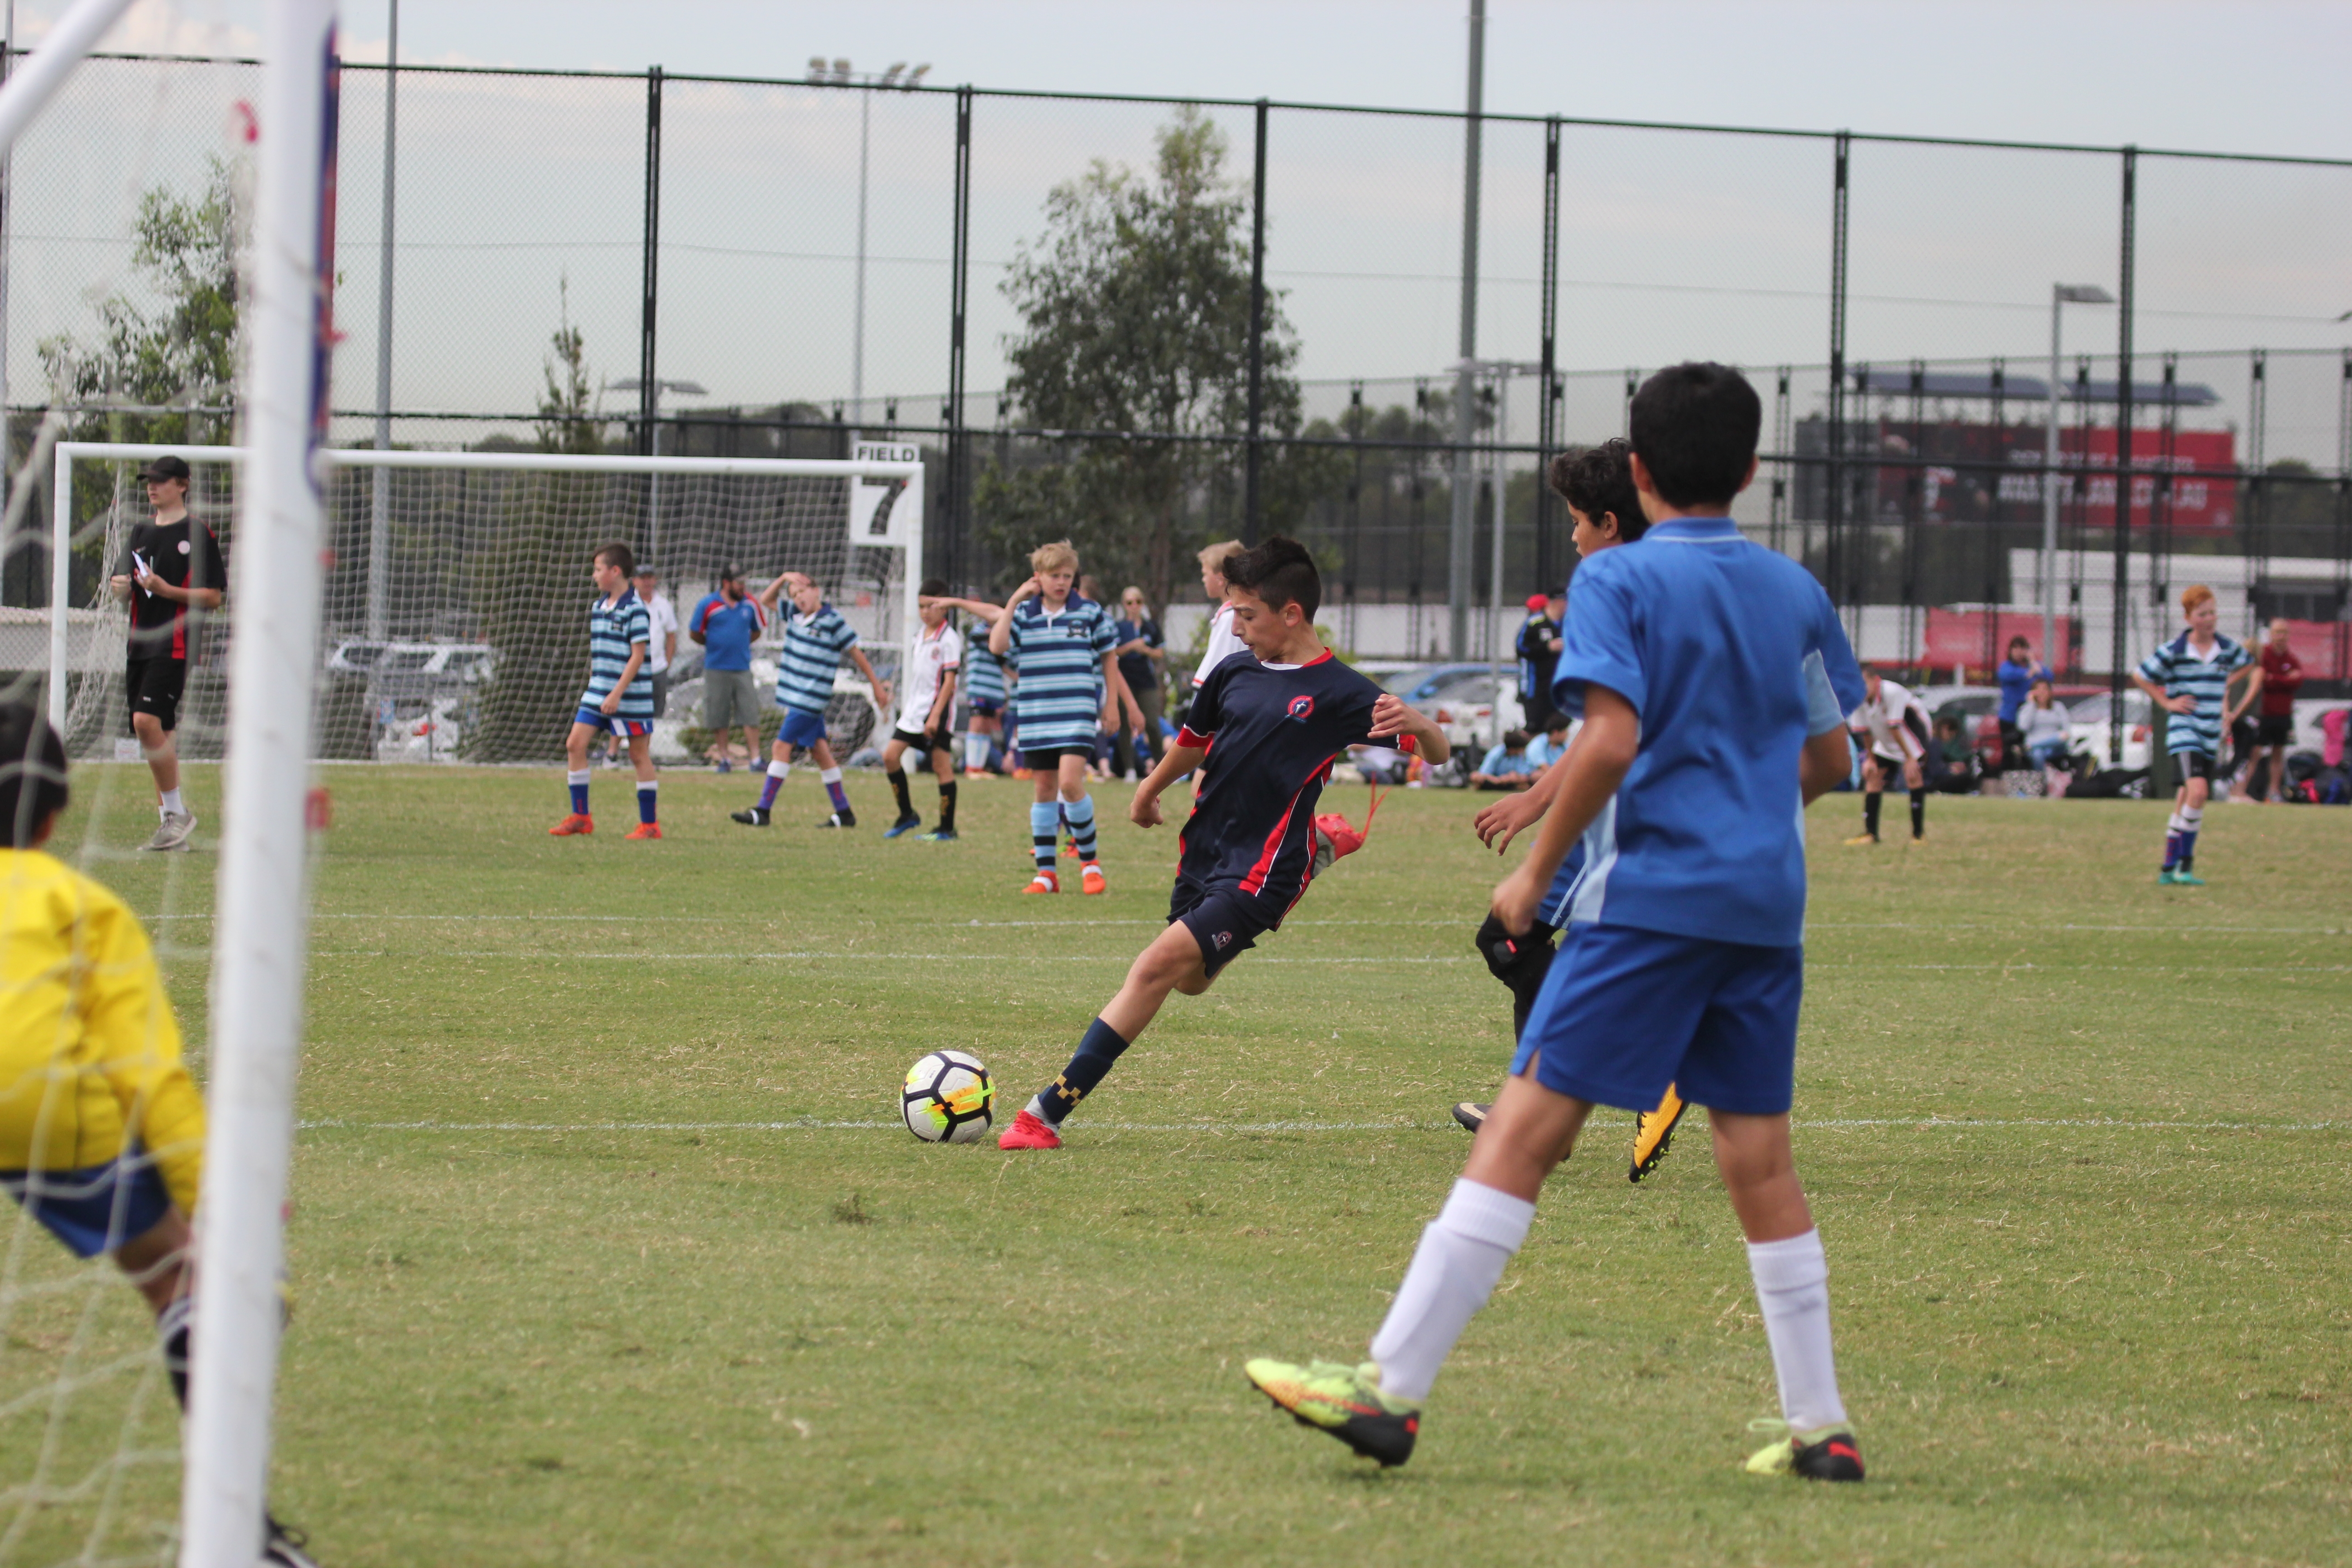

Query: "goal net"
left=46, top=445, right=926, bottom=766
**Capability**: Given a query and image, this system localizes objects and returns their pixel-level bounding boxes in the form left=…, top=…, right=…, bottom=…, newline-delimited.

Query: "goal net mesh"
left=53, top=454, right=910, bottom=766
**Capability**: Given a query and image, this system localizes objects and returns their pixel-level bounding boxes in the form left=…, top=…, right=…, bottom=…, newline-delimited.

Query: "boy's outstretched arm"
left=1130, top=740, right=1205, bottom=827
left=1367, top=693, right=1449, bottom=764
left=1492, top=685, right=1637, bottom=934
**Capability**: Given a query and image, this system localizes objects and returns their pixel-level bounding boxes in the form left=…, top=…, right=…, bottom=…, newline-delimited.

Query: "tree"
left=39, top=156, right=245, bottom=445
left=975, top=105, right=1337, bottom=608
left=534, top=276, right=607, bottom=456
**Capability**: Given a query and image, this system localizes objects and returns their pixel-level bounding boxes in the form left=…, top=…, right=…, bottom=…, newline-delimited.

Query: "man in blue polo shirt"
left=690, top=564, right=766, bottom=771
left=1247, top=363, right=1870, bottom=1486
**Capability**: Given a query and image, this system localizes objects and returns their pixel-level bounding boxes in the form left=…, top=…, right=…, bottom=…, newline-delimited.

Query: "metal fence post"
left=2335, top=351, right=2351, bottom=686
left=1243, top=97, right=1267, bottom=545
left=637, top=65, right=662, bottom=461
left=944, top=84, right=971, bottom=587
left=366, top=0, right=397, bottom=642
left=1449, top=0, right=1485, bottom=660
left=2107, top=145, right=2134, bottom=761
left=1536, top=115, right=1559, bottom=590
left=1825, top=132, right=1850, bottom=621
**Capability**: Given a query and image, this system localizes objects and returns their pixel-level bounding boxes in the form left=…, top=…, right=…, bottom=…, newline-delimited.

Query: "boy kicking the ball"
left=997, top=537, right=1450, bottom=1150
left=1245, top=363, right=1870, bottom=1485
left=550, top=541, right=661, bottom=839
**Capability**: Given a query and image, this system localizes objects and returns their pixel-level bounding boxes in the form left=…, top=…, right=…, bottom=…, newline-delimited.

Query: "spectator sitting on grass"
left=1925, top=714, right=1980, bottom=794
left=1525, top=715, right=1572, bottom=770
left=1470, top=729, right=1540, bottom=791
left=2018, top=678, right=2071, bottom=788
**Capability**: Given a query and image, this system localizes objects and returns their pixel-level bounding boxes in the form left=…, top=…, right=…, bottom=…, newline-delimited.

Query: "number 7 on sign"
left=848, top=441, right=923, bottom=545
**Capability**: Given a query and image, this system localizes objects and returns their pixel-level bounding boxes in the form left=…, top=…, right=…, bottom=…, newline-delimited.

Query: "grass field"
left=7, top=760, right=2350, bottom=1567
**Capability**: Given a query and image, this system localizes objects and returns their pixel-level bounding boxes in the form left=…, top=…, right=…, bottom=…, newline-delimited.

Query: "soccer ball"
left=902, top=1049, right=994, bottom=1143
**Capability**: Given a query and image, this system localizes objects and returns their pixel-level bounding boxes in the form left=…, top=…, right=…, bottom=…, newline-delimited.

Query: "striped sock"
left=567, top=769, right=590, bottom=816
left=1066, top=793, right=1099, bottom=862
left=637, top=779, right=657, bottom=824
left=758, top=761, right=788, bottom=810
left=1029, top=800, right=1058, bottom=872
left=820, top=766, right=850, bottom=816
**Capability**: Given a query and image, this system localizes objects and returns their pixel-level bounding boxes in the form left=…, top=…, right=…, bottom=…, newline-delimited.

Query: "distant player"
left=882, top=579, right=964, bottom=841
left=0, top=703, right=319, bottom=1566
left=549, top=541, right=660, bottom=840
left=1455, top=439, right=1685, bottom=1184
left=2132, top=583, right=2257, bottom=885
left=1514, top=586, right=1567, bottom=731
left=988, top=541, right=1121, bottom=894
left=107, top=454, right=225, bottom=852
left=1191, top=539, right=1250, bottom=689
left=1844, top=667, right=1929, bottom=845
left=934, top=594, right=1012, bottom=776
left=1246, top=362, right=1870, bottom=1485
left=996, top=537, right=1450, bottom=1151
left=731, top=572, right=892, bottom=830
left=2244, top=618, right=2303, bottom=803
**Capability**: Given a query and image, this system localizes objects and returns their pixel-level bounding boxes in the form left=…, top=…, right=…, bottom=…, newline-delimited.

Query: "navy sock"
left=568, top=769, right=590, bottom=816
left=1034, top=1016, right=1131, bottom=1127
left=637, top=780, right=657, bottom=825
left=1909, top=789, right=1926, bottom=838
left=1863, top=791, right=1882, bottom=838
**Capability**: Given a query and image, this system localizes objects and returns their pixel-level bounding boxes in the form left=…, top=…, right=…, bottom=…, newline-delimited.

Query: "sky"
left=13, top=1, right=2352, bottom=461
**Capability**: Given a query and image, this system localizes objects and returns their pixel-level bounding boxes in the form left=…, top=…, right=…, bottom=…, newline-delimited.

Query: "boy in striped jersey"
left=551, top=542, right=661, bottom=839
left=988, top=540, right=1123, bottom=894
left=2132, top=583, right=2259, bottom=885
left=731, top=571, right=892, bottom=830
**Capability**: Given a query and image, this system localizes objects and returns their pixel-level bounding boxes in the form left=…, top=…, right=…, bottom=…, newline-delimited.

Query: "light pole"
left=367, top=0, right=398, bottom=642
left=610, top=375, right=706, bottom=566
left=2044, top=282, right=2112, bottom=673
left=808, top=57, right=930, bottom=438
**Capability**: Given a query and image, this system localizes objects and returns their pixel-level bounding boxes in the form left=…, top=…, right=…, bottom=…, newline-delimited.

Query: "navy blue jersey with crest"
left=1173, top=651, right=1398, bottom=915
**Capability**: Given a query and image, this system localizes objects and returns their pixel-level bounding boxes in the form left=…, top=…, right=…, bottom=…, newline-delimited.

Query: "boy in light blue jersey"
left=989, top=539, right=1122, bottom=894
left=2131, top=583, right=2259, bottom=885
left=731, top=571, right=892, bottom=829
left=551, top=541, right=660, bottom=840
left=1249, top=363, right=1870, bottom=1485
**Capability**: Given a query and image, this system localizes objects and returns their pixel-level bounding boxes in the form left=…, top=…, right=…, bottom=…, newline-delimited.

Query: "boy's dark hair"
left=1627, top=363, right=1761, bottom=509
left=1224, top=535, right=1321, bottom=621
left=1502, top=729, right=1529, bottom=749
left=918, top=577, right=950, bottom=598
left=595, top=540, right=637, bottom=577
left=1547, top=437, right=1647, bottom=542
left=2007, top=635, right=2031, bottom=656
left=1546, top=715, right=1570, bottom=734
left=0, top=702, right=70, bottom=848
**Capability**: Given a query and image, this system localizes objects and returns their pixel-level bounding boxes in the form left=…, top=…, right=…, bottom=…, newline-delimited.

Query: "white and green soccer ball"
left=902, top=1049, right=995, bottom=1143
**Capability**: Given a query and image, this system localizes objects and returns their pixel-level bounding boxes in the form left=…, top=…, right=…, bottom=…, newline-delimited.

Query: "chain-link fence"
left=4, top=53, right=2347, bottom=696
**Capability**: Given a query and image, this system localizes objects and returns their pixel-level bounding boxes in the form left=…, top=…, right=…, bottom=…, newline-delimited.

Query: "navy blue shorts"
left=1510, top=923, right=1803, bottom=1115
left=968, top=697, right=1003, bottom=718
left=573, top=706, right=653, bottom=737
left=3, top=1156, right=175, bottom=1259
left=775, top=706, right=828, bottom=750
left=1169, top=877, right=1276, bottom=980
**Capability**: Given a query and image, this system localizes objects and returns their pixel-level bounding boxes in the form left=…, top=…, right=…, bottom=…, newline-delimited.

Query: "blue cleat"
left=917, top=828, right=959, bottom=843
left=884, top=815, right=923, bottom=839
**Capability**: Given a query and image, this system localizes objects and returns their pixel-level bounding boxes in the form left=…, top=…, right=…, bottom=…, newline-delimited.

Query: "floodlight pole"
left=366, top=0, right=396, bottom=641
left=181, top=5, right=341, bottom=1567
left=852, top=80, right=868, bottom=437
left=1448, top=0, right=1484, bottom=660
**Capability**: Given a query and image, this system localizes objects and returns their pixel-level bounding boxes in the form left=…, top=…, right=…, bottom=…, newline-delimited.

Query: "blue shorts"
left=573, top=707, right=653, bottom=737
left=775, top=706, right=828, bottom=750
left=1170, top=876, right=1277, bottom=980
left=3, top=1156, right=174, bottom=1258
left=968, top=697, right=1003, bottom=718
left=1509, top=923, right=1803, bottom=1116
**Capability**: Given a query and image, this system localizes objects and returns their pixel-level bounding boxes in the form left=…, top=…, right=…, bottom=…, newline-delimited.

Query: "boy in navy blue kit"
left=1247, top=364, right=1869, bottom=1483
left=997, top=537, right=1450, bottom=1151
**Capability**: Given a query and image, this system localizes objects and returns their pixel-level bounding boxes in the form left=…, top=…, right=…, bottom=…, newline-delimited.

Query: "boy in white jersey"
left=1191, top=539, right=1251, bottom=689
left=882, top=578, right=965, bottom=841
left=1844, top=667, right=1929, bottom=845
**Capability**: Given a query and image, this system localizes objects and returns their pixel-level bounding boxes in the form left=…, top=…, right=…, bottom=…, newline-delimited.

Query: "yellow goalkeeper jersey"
left=0, top=848, right=204, bottom=1215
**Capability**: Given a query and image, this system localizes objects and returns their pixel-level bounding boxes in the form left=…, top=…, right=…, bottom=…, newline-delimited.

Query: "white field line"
left=297, top=1115, right=2346, bottom=1135
left=297, top=950, right=2349, bottom=973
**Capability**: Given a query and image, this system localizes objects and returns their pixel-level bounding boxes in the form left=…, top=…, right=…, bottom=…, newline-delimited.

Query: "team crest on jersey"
left=1285, top=694, right=1315, bottom=722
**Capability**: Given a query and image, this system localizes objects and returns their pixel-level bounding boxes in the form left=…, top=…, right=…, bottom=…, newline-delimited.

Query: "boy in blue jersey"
left=2131, top=583, right=2259, bottom=885
left=551, top=542, right=662, bottom=840
left=998, top=537, right=1451, bottom=1151
left=731, top=571, right=892, bottom=829
left=988, top=541, right=1124, bottom=894
left=1248, top=363, right=1871, bottom=1484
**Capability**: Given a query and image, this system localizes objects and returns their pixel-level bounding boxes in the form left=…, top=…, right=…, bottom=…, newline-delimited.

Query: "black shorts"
left=125, top=656, right=187, bottom=733
left=2171, top=749, right=2217, bottom=783
left=1021, top=745, right=1094, bottom=769
left=1170, top=877, right=1277, bottom=980
left=891, top=724, right=952, bottom=754
left=2255, top=713, right=2295, bottom=748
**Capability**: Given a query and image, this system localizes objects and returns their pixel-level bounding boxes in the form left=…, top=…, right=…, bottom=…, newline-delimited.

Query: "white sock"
left=158, top=788, right=185, bottom=818
left=2165, top=808, right=2186, bottom=834
left=965, top=732, right=986, bottom=770
left=819, top=765, right=844, bottom=785
left=767, top=760, right=790, bottom=783
left=565, top=770, right=590, bottom=787
left=1367, top=1178, right=1534, bottom=1403
left=2178, top=804, right=2203, bottom=833
left=1747, top=1229, right=1848, bottom=1434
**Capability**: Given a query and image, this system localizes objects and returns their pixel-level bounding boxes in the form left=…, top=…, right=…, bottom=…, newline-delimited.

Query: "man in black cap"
left=107, top=455, right=225, bottom=851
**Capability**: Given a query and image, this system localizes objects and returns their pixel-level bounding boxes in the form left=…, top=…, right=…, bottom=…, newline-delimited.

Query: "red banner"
left=1871, top=421, right=2237, bottom=531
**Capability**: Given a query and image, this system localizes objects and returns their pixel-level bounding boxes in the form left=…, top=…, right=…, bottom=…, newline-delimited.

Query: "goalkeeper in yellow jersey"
left=0, top=703, right=318, bottom=1567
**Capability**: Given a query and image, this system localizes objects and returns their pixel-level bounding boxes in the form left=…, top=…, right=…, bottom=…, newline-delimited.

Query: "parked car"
left=1376, top=662, right=1526, bottom=753
left=2065, top=689, right=2152, bottom=771
left=1914, top=684, right=2005, bottom=771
